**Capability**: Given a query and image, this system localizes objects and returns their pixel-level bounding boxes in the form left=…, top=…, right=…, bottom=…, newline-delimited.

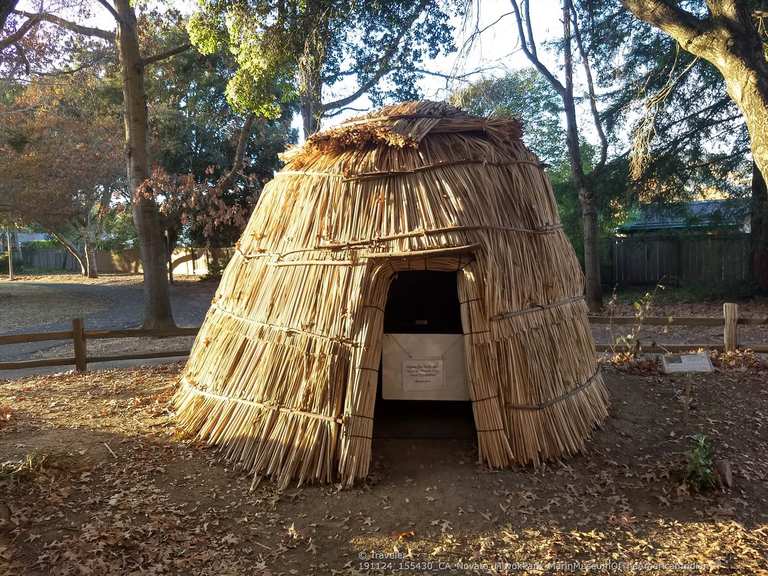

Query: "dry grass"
left=177, top=101, right=608, bottom=488
left=0, top=364, right=766, bottom=575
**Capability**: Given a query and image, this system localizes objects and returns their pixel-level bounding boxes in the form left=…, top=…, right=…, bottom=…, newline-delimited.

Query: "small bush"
left=0, top=254, right=22, bottom=274
left=686, top=433, right=717, bottom=492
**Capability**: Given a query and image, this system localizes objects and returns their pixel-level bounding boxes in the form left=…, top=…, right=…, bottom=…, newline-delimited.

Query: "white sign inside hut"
left=402, top=359, right=444, bottom=391
left=382, top=334, right=468, bottom=400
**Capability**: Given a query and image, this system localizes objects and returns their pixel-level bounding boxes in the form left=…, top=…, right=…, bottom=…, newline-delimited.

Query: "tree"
left=1, top=2, right=192, bottom=327
left=450, top=69, right=567, bottom=167
left=451, top=69, right=628, bottom=263
left=0, top=75, right=124, bottom=277
left=509, top=0, right=608, bottom=311
left=621, top=0, right=768, bottom=288
left=188, top=0, right=461, bottom=137
left=575, top=2, right=749, bottom=198
left=142, top=42, right=296, bottom=279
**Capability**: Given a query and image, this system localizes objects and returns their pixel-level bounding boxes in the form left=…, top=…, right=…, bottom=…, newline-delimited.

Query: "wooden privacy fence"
left=21, top=246, right=233, bottom=276
left=0, top=304, right=764, bottom=373
left=602, top=233, right=751, bottom=288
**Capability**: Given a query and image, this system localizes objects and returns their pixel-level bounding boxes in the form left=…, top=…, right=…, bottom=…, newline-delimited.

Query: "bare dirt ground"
left=0, top=360, right=766, bottom=575
left=0, top=275, right=216, bottom=364
left=592, top=291, right=768, bottom=349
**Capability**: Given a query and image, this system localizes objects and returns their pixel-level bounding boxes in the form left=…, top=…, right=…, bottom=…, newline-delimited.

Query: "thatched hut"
left=174, top=101, right=609, bottom=488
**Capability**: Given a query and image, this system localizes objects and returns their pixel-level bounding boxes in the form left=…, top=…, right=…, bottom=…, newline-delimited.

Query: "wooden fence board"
left=603, top=233, right=751, bottom=288
left=0, top=357, right=77, bottom=370
left=0, top=330, right=74, bottom=345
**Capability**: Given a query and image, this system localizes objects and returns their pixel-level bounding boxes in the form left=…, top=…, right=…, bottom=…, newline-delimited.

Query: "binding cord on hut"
left=173, top=101, right=610, bottom=489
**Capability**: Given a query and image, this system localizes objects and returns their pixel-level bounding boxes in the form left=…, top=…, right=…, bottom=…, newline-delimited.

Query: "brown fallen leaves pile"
left=0, top=361, right=766, bottom=575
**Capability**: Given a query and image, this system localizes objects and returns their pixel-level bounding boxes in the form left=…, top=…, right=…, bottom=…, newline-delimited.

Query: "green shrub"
left=0, top=254, right=23, bottom=274
left=686, top=433, right=717, bottom=492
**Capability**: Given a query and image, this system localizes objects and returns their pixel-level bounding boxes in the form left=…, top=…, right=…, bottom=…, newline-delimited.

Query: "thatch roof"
left=283, top=101, right=523, bottom=167
left=174, top=100, right=609, bottom=488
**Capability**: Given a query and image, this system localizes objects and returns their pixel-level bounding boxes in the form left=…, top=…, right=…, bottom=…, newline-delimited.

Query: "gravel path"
left=0, top=275, right=216, bottom=362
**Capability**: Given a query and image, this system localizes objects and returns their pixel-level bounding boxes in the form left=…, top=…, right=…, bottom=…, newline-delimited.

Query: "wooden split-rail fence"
left=0, top=303, right=764, bottom=373
left=0, top=319, right=197, bottom=372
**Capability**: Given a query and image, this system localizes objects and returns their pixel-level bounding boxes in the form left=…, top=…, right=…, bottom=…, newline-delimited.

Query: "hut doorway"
left=373, top=271, right=474, bottom=439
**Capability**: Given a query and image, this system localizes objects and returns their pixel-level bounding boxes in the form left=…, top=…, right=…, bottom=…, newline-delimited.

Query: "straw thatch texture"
left=174, top=101, right=609, bottom=488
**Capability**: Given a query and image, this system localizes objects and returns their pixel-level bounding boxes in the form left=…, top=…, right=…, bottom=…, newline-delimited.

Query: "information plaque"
left=661, top=352, right=714, bottom=374
left=402, top=358, right=444, bottom=391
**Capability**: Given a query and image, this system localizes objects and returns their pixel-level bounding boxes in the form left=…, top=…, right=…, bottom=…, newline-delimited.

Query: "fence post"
left=723, top=303, right=738, bottom=353
left=72, top=318, right=87, bottom=372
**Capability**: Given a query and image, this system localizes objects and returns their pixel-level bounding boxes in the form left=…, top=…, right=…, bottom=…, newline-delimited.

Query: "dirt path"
left=0, top=275, right=216, bottom=362
left=0, top=362, right=766, bottom=575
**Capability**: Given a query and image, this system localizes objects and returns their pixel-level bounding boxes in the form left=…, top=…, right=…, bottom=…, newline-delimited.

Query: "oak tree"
left=621, top=0, right=768, bottom=287
left=1, top=2, right=192, bottom=327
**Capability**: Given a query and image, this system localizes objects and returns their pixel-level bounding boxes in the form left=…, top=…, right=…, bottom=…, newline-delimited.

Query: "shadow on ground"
left=0, top=363, right=766, bottom=575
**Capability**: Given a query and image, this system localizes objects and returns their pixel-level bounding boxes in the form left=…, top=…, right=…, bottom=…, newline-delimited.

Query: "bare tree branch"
left=523, top=0, right=537, bottom=56
left=142, top=42, right=192, bottom=67
left=412, top=65, right=504, bottom=81
left=215, top=114, right=256, bottom=194
left=31, top=60, right=106, bottom=76
left=95, top=0, right=122, bottom=24
left=12, top=9, right=114, bottom=41
left=566, top=0, right=608, bottom=172
left=0, top=12, right=38, bottom=51
left=323, top=106, right=370, bottom=118
left=509, top=0, right=565, bottom=96
left=320, top=0, right=429, bottom=112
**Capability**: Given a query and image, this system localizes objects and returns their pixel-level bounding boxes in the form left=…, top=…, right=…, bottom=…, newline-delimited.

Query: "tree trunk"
left=752, top=161, right=768, bottom=289
left=562, top=2, right=602, bottom=311
left=717, top=16, right=768, bottom=291
left=298, top=1, right=328, bottom=139
left=83, top=236, right=98, bottom=278
left=114, top=0, right=175, bottom=328
left=49, top=230, right=86, bottom=275
left=300, top=98, right=321, bottom=139
left=165, top=229, right=174, bottom=285
left=5, top=228, right=14, bottom=281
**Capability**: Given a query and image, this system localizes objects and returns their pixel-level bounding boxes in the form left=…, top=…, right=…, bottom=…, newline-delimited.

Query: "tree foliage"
left=143, top=44, right=296, bottom=249
left=0, top=73, right=123, bottom=275
left=187, top=0, right=461, bottom=133
left=575, top=0, right=750, bottom=202
left=450, top=69, right=566, bottom=167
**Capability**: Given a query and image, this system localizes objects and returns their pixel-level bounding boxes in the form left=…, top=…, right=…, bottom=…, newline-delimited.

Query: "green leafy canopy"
left=187, top=0, right=462, bottom=118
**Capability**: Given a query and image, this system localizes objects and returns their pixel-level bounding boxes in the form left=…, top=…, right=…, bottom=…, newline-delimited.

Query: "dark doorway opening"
left=374, top=271, right=474, bottom=439
left=382, top=271, right=463, bottom=334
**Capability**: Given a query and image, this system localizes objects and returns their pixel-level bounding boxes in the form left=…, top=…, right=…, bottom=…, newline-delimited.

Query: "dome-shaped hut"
left=174, top=101, right=609, bottom=488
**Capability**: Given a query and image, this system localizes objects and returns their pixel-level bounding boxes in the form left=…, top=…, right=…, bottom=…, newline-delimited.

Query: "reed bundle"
left=174, top=101, right=609, bottom=489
